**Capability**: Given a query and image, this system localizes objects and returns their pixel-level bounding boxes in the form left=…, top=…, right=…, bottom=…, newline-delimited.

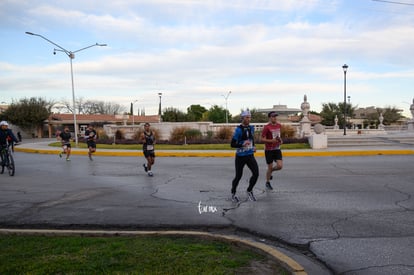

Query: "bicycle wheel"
left=8, top=153, right=14, bottom=176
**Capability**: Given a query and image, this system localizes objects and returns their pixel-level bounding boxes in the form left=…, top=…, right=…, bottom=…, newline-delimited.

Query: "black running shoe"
left=143, top=164, right=148, bottom=172
left=231, top=193, right=240, bottom=203
left=266, top=182, right=273, bottom=190
left=247, top=191, right=257, bottom=201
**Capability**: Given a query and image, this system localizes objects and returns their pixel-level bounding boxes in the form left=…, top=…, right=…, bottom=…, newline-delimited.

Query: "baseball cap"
left=268, top=111, right=278, bottom=117
left=240, top=109, right=251, bottom=117
left=0, top=121, right=9, bottom=126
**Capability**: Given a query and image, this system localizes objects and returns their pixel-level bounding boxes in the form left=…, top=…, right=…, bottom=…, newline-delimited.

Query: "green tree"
left=364, top=106, right=403, bottom=127
left=231, top=108, right=267, bottom=123
left=2, top=97, right=53, bottom=137
left=320, top=102, right=340, bottom=126
left=320, top=102, right=356, bottom=127
left=380, top=106, right=404, bottom=125
left=186, top=104, right=207, bottom=121
left=204, top=105, right=228, bottom=123
left=162, top=107, right=187, bottom=122
left=250, top=108, right=267, bottom=122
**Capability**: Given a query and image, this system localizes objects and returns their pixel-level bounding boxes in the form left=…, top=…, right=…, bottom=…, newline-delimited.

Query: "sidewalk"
left=14, top=138, right=414, bottom=157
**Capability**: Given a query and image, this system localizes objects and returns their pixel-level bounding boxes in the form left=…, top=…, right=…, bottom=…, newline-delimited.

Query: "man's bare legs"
left=266, top=159, right=283, bottom=189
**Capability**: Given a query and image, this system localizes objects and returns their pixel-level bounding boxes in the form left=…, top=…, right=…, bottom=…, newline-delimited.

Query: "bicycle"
left=0, top=142, right=16, bottom=176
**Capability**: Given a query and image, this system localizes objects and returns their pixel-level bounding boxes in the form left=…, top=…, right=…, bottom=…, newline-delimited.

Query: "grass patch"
left=0, top=235, right=288, bottom=274
left=49, top=142, right=310, bottom=150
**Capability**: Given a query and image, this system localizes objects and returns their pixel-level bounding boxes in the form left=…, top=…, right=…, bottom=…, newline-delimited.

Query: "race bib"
left=147, top=145, right=154, bottom=151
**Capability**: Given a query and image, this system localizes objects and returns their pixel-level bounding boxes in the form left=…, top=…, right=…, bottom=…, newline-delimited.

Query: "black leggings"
left=231, top=155, right=259, bottom=193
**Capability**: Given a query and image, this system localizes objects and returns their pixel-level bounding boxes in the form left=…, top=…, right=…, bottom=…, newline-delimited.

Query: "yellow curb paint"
left=15, top=147, right=414, bottom=157
left=284, top=150, right=414, bottom=157
left=14, top=148, right=142, bottom=157
left=0, top=228, right=306, bottom=275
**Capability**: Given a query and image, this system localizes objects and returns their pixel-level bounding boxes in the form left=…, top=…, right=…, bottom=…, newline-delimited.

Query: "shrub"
left=132, top=131, right=141, bottom=141
left=170, top=127, right=189, bottom=144
left=169, top=127, right=202, bottom=144
left=133, top=128, right=159, bottom=142
left=95, top=128, right=105, bottom=138
left=115, top=129, right=125, bottom=140
left=282, top=137, right=308, bottom=144
left=184, top=128, right=202, bottom=142
left=281, top=124, right=296, bottom=138
left=215, top=126, right=233, bottom=140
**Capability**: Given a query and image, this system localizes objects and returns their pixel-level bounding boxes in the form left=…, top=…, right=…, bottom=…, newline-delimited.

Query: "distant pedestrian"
left=230, top=110, right=259, bottom=202
left=58, top=127, right=72, bottom=161
left=141, top=123, right=155, bottom=176
left=261, top=111, right=283, bottom=190
left=84, top=125, right=97, bottom=161
left=17, top=132, right=22, bottom=142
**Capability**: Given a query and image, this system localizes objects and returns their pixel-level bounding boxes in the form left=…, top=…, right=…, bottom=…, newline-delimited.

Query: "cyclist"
left=0, top=121, right=19, bottom=166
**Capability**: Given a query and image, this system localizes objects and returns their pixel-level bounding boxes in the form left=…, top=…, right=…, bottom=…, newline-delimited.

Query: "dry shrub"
left=281, top=124, right=296, bottom=138
left=184, top=128, right=202, bottom=142
left=133, top=128, right=159, bottom=142
left=169, top=127, right=188, bottom=143
left=170, top=127, right=202, bottom=143
left=96, top=128, right=108, bottom=140
left=115, top=129, right=125, bottom=140
left=215, top=126, right=233, bottom=140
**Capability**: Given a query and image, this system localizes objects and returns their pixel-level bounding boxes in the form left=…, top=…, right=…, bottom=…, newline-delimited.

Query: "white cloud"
left=2, top=0, right=414, bottom=117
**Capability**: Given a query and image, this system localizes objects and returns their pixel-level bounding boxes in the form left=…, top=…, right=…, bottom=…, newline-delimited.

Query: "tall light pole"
left=131, top=100, right=138, bottom=125
left=25, top=31, right=106, bottom=146
left=222, top=91, right=231, bottom=124
left=347, top=95, right=351, bottom=128
left=158, top=92, right=162, bottom=123
left=342, top=64, right=348, bottom=136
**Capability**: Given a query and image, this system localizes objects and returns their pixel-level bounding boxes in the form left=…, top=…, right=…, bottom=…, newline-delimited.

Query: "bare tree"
left=59, top=98, right=126, bottom=115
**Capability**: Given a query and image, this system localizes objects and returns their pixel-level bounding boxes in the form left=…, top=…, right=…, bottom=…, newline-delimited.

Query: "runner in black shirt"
left=140, top=123, right=155, bottom=176
left=84, top=125, right=97, bottom=161
left=58, top=127, right=72, bottom=161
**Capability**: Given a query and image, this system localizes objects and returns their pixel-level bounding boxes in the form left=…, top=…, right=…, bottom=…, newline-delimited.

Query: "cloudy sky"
left=1, top=0, right=414, bottom=117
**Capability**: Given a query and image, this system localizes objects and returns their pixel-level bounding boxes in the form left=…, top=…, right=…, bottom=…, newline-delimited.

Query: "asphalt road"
left=1, top=151, right=414, bottom=274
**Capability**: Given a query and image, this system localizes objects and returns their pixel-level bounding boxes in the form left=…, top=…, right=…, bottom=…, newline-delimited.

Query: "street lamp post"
left=222, top=91, right=231, bottom=124
left=131, top=100, right=138, bottom=125
left=158, top=92, right=162, bottom=122
left=342, top=64, right=348, bottom=135
left=25, top=31, right=106, bottom=146
left=347, top=95, right=351, bottom=129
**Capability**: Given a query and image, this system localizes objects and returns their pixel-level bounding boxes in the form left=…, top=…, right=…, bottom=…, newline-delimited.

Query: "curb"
left=0, top=228, right=307, bottom=275
left=15, top=147, right=414, bottom=157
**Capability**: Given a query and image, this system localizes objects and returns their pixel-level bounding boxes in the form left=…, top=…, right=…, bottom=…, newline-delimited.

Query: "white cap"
left=0, top=121, right=8, bottom=126
left=240, top=109, right=251, bottom=117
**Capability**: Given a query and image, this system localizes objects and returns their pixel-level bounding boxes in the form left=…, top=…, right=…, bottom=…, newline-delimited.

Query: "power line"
left=372, top=0, right=414, bottom=6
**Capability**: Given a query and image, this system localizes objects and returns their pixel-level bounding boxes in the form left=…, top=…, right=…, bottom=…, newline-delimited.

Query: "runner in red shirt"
left=261, top=111, right=283, bottom=190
